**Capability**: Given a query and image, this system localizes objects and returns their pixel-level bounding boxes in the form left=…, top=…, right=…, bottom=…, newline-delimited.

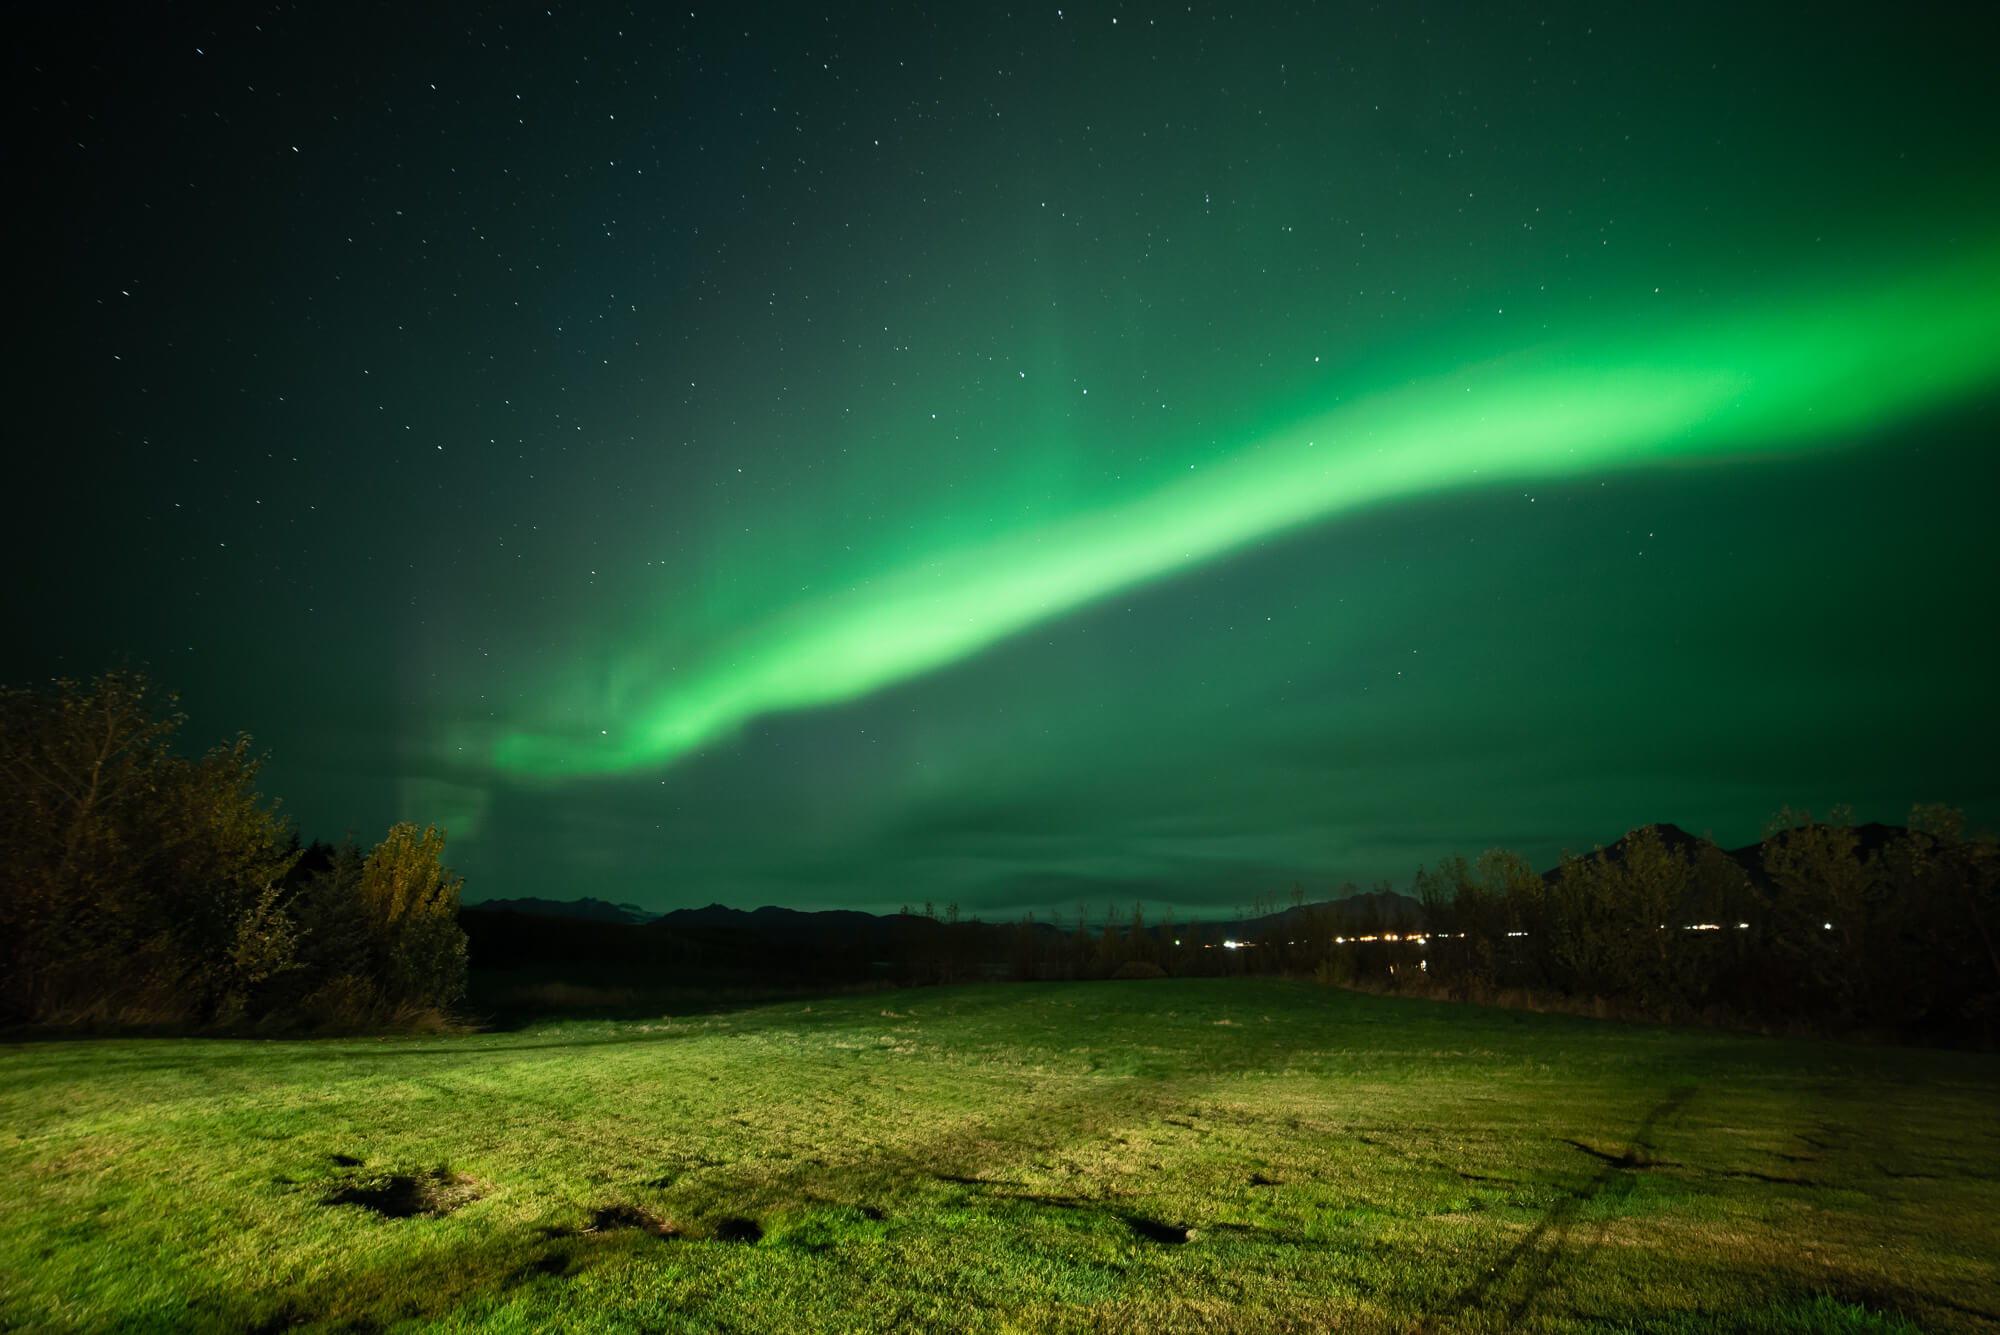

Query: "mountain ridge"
left=466, top=819, right=1923, bottom=931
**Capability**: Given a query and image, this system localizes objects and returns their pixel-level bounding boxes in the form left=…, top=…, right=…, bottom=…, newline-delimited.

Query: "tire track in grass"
left=1449, top=1084, right=1697, bottom=1326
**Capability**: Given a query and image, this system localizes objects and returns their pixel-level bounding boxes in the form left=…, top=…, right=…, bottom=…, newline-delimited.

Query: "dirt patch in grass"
left=712, top=1216, right=763, bottom=1243
left=322, top=1167, right=481, bottom=1219
left=1126, top=1215, right=1192, bottom=1245
left=588, top=1204, right=679, bottom=1238
left=244, top=1305, right=307, bottom=1335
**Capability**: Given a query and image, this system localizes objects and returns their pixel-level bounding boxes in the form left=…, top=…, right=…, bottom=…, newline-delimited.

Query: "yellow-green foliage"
left=0, top=672, right=298, bottom=1024
left=1, top=673, right=472, bottom=1030
left=353, top=822, right=470, bottom=1014
left=359, top=822, right=462, bottom=925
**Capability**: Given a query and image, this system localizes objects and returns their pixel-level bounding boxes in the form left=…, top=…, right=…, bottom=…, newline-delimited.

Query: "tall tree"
left=0, top=672, right=296, bottom=1023
left=358, top=823, right=469, bottom=1011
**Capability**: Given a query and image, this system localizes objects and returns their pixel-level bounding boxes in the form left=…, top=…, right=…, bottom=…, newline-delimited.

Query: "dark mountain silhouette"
left=461, top=888, right=1424, bottom=982
left=656, top=903, right=886, bottom=933
left=458, top=822, right=1922, bottom=982
left=1185, top=889, right=1422, bottom=940
left=470, top=890, right=1423, bottom=942
left=466, top=896, right=657, bottom=924
left=1536, top=823, right=1744, bottom=883
left=1546, top=820, right=1913, bottom=891
left=456, top=818, right=1994, bottom=1037
left=647, top=903, right=919, bottom=959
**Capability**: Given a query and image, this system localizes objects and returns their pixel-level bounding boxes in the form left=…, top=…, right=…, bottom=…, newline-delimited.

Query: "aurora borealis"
left=13, top=2, right=2000, bottom=917
left=488, top=244, right=2000, bottom=777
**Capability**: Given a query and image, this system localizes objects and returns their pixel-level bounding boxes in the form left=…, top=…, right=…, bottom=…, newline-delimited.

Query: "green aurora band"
left=490, top=241, right=2000, bottom=778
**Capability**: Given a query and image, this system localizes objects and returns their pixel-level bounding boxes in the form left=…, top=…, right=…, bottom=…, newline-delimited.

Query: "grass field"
left=3, top=979, right=1996, bottom=1334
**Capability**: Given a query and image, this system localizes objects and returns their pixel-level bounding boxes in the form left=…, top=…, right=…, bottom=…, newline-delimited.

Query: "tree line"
left=974, top=813, right=1998, bottom=1038
left=891, top=892, right=1414, bottom=985
left=1400, top=813, right=1999, bottom=1036
left=11, top=673, right=1995, bottom=1042
left=0, top=672, right=467, bottom=1030
left=464, top=810, right=1998, bottom=1044
left=884, top=815, right=1992, bottom=1039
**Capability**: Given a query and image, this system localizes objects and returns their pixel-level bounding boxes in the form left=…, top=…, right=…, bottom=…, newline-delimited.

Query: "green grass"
left=3, top=980, right=1995, bottom=1333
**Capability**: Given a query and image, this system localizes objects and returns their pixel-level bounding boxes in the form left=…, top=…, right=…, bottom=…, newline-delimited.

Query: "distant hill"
left=465, top=890, right=1426, bottom=940
left=1535, top=823, right=1747, bottom=884
left=654, top=903, right=885, bottom=933
left=640, top=904, right=898, bottom=958
left=1546, top=820, right=1913, bottom=890
left=453, top=818, right=1971, bottom=996
left=461, top=822, right=1912, bottom=937
left=466, top=896, right=658, bottom=924
left=1211, top=889, right=1423, bottom=937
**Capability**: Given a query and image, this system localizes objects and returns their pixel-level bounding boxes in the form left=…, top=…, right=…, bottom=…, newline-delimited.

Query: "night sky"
left=12, top=2, right=1999, bottom=919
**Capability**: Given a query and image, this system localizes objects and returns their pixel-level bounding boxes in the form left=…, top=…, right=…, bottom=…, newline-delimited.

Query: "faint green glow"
left=492, top=243, right=2000, bottom=776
